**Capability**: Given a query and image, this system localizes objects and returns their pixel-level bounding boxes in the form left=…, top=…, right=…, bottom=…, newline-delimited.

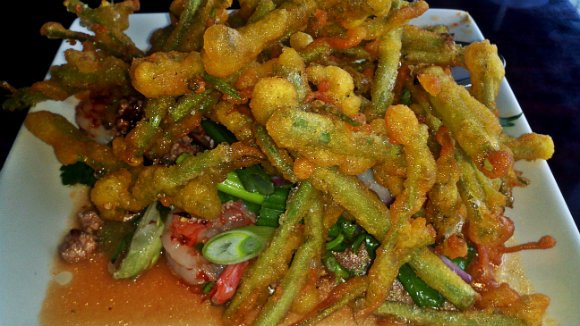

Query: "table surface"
left=1, top=0, right=578, bottom=227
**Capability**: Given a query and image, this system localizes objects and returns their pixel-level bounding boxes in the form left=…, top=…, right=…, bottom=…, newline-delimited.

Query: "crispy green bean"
left=418, top=65, right=513, bottom=178
left=203, top=0, right=323, bottom=77
left=408, top=247, right=478, bottom=310
left=369, top=28, right=402, bottom=120
left=501, top=133, right=555, bottom=161
left=255, top=125, right=298, bottom=183
left=132, top=143, right=261, bottom=204
left=375, top=301, right=527, bottom=325
left=24, top=111, right=123, bottom=172
left=225, top=182, right=317, bottom=324
left=295, top=277, right=368, bottom=326
left=254, top=191, right=324, bottom=325
left=401, top=25, right=461, bottom=65
left=162, top=0, right=203, bottom=51
left=364, top=105, right=437, bottom=313
left=266, top=109, right=402, bottom=162
left=113, top=97, right=174, bottom=166
left=248, top=0, right=276, bottom=23
left=462, top=40, right=505, bottom=113
left=309, top=166, right=391, bottom=239
left=64, top=0, right=143, bottom=60
left=363, top=0, right=429, bottom=40
left=456, top=150, right=511, bottom=246
left=170, top=91, right=218, bottom=122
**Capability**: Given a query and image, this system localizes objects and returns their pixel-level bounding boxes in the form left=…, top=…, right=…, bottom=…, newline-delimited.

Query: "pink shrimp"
left=162, top=201, right=256, bottom=299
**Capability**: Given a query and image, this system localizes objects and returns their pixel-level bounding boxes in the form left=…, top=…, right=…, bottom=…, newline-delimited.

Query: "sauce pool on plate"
left=40, top=254, right=224, bottom=326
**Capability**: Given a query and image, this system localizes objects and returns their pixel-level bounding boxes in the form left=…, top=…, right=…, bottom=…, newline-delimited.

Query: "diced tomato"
left=220, top=201, right=256, bottom=230
left=170, top=216, right=210, bottom=247
left=210, top=261, right=250, bottom=305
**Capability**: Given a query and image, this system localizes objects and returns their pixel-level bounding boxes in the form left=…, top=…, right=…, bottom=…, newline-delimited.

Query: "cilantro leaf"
left=59, top=162, right=97, bottom=186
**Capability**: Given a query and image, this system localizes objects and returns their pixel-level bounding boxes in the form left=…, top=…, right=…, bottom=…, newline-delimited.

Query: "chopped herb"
left=59, top=161, right=96, bottom=186
left=203, top=73, right=242, bottom=101
left=499, top=113, right=523, bottom=127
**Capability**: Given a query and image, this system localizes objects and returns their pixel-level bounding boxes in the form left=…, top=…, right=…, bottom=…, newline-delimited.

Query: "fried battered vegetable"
left=63, top=0, right=144, bottom=61
left=162, top=0, right=204, bottom=51
left=456, top=150, right=513, bottom=246
left=418, top=66, right=513, bottom=178
left=462, top=40, right=505, bottom=113
left=255, top=125, right=298, bottom=183
left=112, top=97, right=174, bottom=166
left=254, top=192, right=324, bottom=325
left=266, top=109, right=403, bottom=171
left=309, top=166, right=391, bottom=240
left=210, top=101, right=255, bottom=141
left=369, top=29, right=402, bottom=120
left=169, top=90, right=219, bottom=121
left=501, top=133, right=555, bottom=161
left=374, top=301, right=527, bottom=325
left=362, top=105, right=437, bottom=314
left=363, top=0, right=429, bottom=39
left=401, top=25, right=462, bottom=65
left=25, top=111, right=123, bottom=172
left=426, top=127, right=465, bottom=253
left=250, top=77, right=298, bottom=124
left=3, top=46, right=134, bottom=111
left=202, top=10, right=288, bottom=77
left=225, top=182, right=317, bottom=325
left=8, top=0, right=557, bottom=324
left=306, top=65, right=362, bottom=117
left=203, top=0, right=323, bottom=77
left=130, top=51, right=204, bottom=98
left=91, top=142, right=263, bottom=220
left=171, top=174, right=223, bottom=219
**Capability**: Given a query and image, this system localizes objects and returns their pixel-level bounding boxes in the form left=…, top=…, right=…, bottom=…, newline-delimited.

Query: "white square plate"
left=1, top=10, right=578, bottom=325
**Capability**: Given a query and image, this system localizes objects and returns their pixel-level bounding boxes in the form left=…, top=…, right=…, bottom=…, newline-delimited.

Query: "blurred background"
left=1, top=0, right=578, bottom=227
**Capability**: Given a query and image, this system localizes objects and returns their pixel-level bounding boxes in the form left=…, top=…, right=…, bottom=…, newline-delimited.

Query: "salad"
left=1, top=0, right=557, bottom=325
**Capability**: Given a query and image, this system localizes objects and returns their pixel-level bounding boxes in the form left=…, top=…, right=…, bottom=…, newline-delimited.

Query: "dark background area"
left=1, top=0, right=578, bottom=227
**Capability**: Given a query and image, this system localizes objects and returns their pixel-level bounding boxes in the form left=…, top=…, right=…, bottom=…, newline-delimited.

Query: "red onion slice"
left=439, top=254, right=473, bottom=283
left=357, top=169, right=392, bottom=204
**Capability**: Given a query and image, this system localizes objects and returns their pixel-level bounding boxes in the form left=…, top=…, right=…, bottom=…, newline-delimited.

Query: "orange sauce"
left=503, top=235, right=556, bottom=253
left=40, top=254, right=224, bottom=326
left=39, top=253, right=366, bottom=326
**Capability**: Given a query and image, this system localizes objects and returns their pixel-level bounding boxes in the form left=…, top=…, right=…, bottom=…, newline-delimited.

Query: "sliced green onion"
left=327, top=222, right=340, bottom=238
left=218, top=190, right=261, bottom=214
left=113, top=203, right=165, bottom=279
left=451, top=244, right=476, bottom=271
left=237, top=165, right=275, bottom=196
left=256, top=207, right=282, bottom=227
left=400, top=88, right=412, bottom=106
left=257, top=185, right=291, bottom=227
left=338, top=217, right=362, bottom=241
left=203, top=281, right=215, bottom=294
left=202, top=225, right=276, bottom=264
left=326, top=233, right=345, bottom=251
left=217, top=171, right=266, bottom=204
left=397, top=263, right=444, bottom=308
left=322, top=253, right=351, bottom=280
left=499, top=113, right=523, bottom=127
left=350, top=233, right=366, bottom=252
left=364, top=234, right=380, bottom=259
left=201, top=119, right=237, bottom=144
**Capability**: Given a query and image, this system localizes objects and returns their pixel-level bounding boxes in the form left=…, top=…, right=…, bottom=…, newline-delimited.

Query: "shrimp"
left=162, top=214, right=223, bottom=284
left=162, top=201, right=256, bottom=303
